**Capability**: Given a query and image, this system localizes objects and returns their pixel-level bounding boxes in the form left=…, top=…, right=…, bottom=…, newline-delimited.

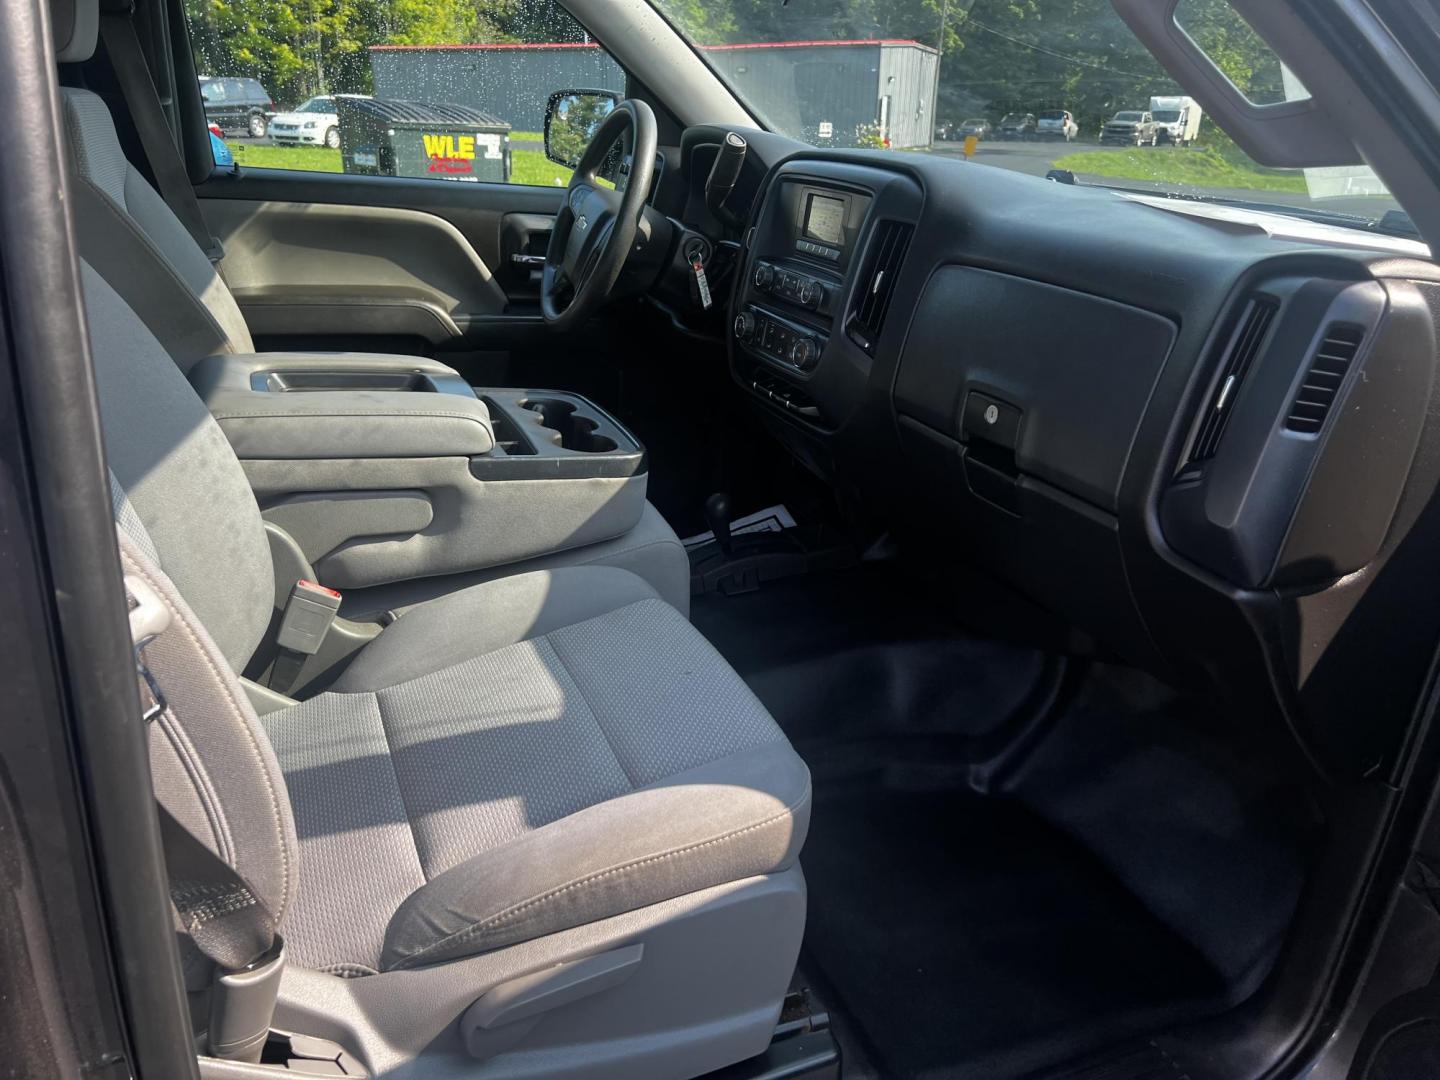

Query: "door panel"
left=198, top=171, right=563, bottom=350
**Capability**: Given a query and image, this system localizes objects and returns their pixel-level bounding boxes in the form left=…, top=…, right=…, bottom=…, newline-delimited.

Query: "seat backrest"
left=54, top=0, right=254, bottom=370
left=82, top=252, right=294, bottom=962
left=84, top=254, right=275, bottom=670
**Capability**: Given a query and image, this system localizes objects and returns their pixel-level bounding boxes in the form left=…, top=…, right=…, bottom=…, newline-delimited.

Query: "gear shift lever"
left=703, top=493, right=734, bottom=556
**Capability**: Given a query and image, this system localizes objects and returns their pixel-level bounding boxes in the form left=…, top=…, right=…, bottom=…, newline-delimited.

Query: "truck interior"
left=6, top=0, right=1440, bottom=1079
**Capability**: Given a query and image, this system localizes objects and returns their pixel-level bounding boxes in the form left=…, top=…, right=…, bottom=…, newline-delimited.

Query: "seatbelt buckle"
left=276, top=580, right=342, bottom=656
left=125, top=574, right=171, bottom=722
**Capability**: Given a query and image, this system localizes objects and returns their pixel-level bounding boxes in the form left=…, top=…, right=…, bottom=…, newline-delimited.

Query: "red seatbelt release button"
left=276, top=580, right=342, bottom=656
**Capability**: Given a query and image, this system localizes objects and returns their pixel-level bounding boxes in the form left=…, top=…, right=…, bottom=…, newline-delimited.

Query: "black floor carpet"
left=800, top=773, right=1227, bottom=1079
left=692, top=565, right=1268, bottom=1079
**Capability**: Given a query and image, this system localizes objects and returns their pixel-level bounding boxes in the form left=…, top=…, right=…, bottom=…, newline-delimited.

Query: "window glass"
left=646, top=0, right=1405, bottom=234
left=187, top=0, right=623, bottom=187
left=1173, top=0, right=1302, bottom=106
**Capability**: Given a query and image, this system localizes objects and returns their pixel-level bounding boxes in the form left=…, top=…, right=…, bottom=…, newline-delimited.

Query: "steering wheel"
left=541, top=99, right=658, bottom=331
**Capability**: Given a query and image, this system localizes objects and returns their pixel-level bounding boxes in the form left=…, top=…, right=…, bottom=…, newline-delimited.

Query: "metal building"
left=702, top=40, right=937, bottom=149
left=369, top=39, right=938, bottom=149
left=370, top=43, right=623, bottom=134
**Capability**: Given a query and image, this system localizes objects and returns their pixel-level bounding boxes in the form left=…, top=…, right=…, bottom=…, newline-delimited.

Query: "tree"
left=185, top=0, right=1288, bottom=134
left=546, top=93, right=614, bottom=165
left=187, top=0, right=570, bottom=106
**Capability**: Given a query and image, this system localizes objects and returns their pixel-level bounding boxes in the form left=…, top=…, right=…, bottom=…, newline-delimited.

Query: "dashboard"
left=669, top=124, right=1440, bottom=777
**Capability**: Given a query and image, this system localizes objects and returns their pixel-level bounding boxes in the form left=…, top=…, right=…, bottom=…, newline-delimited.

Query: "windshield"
left=646, top=0, right=1406, bottom=233
left=296, top=98, right=332, bottom=113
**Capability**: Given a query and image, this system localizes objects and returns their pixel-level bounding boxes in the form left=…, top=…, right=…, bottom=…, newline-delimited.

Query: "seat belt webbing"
left=98, top=10, right=225, bottom=265
left=127, top=574, right=276, bottom=973
left=155, top=800, right=278, bottom=972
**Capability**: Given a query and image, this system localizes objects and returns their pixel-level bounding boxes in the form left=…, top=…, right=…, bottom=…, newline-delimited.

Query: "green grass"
left=227, top=141, right=341, bottom=172
left=225, top=141, right=571, bottom=186
left=510, top=151, right=572, bottom=186
left=1052, top=144, right=1308, bottom=193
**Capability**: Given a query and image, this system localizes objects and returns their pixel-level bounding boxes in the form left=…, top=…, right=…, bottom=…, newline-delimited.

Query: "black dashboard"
left=670, top=124, right=1440, bottom=777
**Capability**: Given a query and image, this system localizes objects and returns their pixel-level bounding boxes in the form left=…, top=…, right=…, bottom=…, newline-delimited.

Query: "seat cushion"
left=263, top=569, right=809, bottom=975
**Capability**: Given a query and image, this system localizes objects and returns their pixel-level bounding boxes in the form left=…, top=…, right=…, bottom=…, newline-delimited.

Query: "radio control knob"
left=798, top=278, right=821, bottom=307
left=753, top=264, right=775, bottom=290
left=733, top=311, right=756, bottom=342
left=790, top=336, right=819, bottom=369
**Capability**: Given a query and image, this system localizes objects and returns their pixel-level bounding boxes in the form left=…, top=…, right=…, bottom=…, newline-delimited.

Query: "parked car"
left=198, top=75, right=274, bottom=138
left=268, top=95, right=369, bottom=149
left=1037, top=109, right=1079, bottom=141
left=1101, top=109, right=1158, bottom=145
left=958, top=118, right=992, bottom=140
left=997, top=112, right=1037, bottom=140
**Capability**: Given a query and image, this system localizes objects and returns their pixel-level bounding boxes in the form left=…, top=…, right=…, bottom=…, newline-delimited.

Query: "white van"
left=1149, top=95, right=1203, bottom=145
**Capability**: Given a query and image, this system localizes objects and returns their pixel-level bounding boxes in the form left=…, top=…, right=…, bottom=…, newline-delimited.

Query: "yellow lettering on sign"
left=422, top=133, right=476, bottom=161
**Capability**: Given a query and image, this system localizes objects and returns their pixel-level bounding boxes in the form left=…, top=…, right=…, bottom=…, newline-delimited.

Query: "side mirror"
left=544, top=89, right=622, bottom=169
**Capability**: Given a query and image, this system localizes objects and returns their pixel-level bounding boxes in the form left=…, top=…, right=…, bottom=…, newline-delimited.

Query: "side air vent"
left=1285, top=325, right=1365, bottom=434
left=1188, top=296, right=1278, bottom=464
left=847, top=220, right=914, bottom=355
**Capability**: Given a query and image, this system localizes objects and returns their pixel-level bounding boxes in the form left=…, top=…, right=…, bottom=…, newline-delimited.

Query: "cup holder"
left=522, top=398, right=619, bottom=454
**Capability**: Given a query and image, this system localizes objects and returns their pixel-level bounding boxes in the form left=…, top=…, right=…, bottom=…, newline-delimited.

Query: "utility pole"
left=927, top=0, right=950, bottom=147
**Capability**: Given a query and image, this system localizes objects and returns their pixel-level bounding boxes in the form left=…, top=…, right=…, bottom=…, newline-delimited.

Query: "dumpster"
left=337, top=98, right=511, bottom=183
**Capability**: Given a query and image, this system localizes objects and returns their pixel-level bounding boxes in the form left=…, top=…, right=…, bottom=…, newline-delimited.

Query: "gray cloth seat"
left=53, top=0, right=689, bottom=613
left=269, top=566, right=808, bottom=975
left=62, top=5, right=811, bottom=1065
left=89, top=252, right=810, bottom=971
left=95, top=245, right=810, bottom=1071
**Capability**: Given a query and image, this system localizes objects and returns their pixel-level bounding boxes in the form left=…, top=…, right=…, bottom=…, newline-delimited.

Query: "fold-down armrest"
left=190, top=352, right=494, bottom=459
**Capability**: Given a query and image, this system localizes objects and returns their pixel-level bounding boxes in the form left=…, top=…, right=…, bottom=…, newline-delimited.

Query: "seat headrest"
left=52, top=0, right=99, bottom=64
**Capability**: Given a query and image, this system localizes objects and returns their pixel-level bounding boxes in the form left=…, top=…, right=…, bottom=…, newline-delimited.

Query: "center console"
left=731, top=160, right=923, bottom=431
left=189, top=352, right=648, bottom=593
left=734, top=183, right=868, bottom=381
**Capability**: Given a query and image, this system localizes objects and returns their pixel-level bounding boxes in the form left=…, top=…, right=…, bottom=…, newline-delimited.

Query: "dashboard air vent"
left=1284, top=325, right=1364, bottom=434
left=847, top=220, right=914, bottom=355
left=1188, top=296, right=1277, bottom=464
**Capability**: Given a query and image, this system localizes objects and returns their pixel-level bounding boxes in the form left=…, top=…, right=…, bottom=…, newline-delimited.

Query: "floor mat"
left=800, top=775, right=1227, bottom=1080
left=694, top=566, right=1289, bottom=1079
left=692, top=564, right=1053, bottom=747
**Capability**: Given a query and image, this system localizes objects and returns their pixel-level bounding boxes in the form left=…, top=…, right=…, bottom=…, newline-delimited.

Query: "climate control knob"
left=733, top=311, right=756, bottom=342
left=753, top=263, right=775, bottom=290
left=789, top=336, right=819, bottom=369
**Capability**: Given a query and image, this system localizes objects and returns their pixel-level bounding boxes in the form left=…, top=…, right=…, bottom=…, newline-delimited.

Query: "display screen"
left=804, top=194, right=846, bottom=247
